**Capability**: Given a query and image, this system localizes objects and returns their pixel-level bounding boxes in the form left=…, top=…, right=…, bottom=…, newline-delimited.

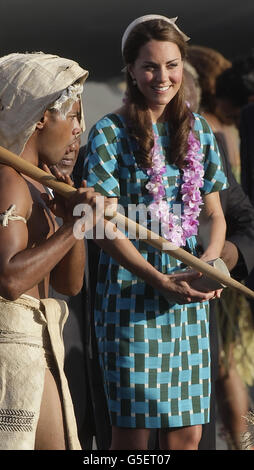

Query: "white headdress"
left=49, top=82, right=84, bottom=119
left=0, top=52, right=88, bottom=155
left=121, top=14, right=190, bottom=55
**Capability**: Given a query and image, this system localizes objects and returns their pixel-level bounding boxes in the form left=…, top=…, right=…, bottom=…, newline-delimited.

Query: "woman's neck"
left=113, top=106, right=126, bottom=117
left=149, top=106, right=167, bottom=123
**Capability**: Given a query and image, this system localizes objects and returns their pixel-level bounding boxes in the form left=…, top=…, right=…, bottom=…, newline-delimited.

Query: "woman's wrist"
left=154, top=271, right=173, bottom=293
left=201, top=245, right=223, bottom=262
left=141, top=267, right=167, bottom=292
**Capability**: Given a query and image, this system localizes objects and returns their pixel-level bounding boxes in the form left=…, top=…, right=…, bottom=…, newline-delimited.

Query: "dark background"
left=1, top=0, right=254, bottom=80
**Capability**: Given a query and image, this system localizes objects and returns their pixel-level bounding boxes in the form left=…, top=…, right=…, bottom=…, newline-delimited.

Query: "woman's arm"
left=94, top=199, right=217, bottom=304
left=200, top=192, right=227, bottom=262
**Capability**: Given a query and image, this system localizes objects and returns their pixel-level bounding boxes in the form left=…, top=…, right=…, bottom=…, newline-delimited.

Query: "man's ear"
left=248, top=94, right=254, bottom=103
left=36, top=112, right=48, bottom=130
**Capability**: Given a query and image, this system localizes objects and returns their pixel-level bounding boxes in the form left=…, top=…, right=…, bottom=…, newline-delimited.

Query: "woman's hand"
left=159, top=270, right=217, bottom=304
left=199, top=253, right=224, bottom=299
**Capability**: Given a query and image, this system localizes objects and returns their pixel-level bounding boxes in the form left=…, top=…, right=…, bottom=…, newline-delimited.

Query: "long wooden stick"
left=109, top=212, right=254, bottom=298
left=0, top=145, right=76, bottom=198
left=1, top=144, right=254, bottom=299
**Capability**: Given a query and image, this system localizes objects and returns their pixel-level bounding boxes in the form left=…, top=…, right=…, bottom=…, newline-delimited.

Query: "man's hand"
left=40, top=162, right=75, bottom=219
left=41, top=162, right=104, bottom=223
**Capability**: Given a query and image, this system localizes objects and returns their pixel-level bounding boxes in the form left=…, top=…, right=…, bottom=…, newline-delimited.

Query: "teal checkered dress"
left=84, top=112, right=227, bottom=428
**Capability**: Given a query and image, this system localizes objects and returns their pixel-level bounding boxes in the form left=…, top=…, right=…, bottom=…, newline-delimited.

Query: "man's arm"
left=240, top=104, right=254, bottom=206
left=222, top=187, right=254, bottom=279
left=0, top=167, right=94, bottom=299
left=218, top=138, right=254, bottom=279
left=50, top=227, right=85, bottom=295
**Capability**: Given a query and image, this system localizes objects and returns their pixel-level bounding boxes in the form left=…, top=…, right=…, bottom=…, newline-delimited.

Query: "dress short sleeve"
left=193, top=114, right=228, bottom=195
left=83, top=116, right=120, bottom=198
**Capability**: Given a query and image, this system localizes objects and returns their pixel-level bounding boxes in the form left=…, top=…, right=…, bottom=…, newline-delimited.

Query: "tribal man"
left=0, top=52, right=99, bottom=450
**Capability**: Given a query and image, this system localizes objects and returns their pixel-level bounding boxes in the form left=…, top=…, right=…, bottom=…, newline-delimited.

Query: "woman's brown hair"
left=123, top=19, right=191, bottom=168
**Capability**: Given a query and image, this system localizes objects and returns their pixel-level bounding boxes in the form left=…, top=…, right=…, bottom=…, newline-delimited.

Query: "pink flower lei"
left=145, top=129, right=204, bottom=247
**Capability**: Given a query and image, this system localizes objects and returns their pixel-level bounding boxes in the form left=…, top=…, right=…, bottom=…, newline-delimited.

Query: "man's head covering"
left=0, top=52, right=89, bottom=155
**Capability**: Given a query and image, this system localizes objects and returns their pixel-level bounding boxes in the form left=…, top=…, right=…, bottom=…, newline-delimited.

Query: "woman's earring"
left=132, top=78, right=137, bottom=86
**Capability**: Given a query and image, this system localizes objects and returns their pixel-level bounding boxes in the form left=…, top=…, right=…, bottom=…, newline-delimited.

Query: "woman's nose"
left=156, top=66, right=168, bottom=83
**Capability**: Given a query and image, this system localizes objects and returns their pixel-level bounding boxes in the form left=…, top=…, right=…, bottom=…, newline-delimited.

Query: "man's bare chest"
left=25, top=181, right=56, bottom=247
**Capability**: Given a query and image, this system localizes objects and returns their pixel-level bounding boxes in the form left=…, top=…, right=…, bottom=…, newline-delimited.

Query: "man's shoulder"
left=0, top=164, right=29, bottom=191
left=0, top=164, right=32, bottom=216
left=0, top=163, right=23, bottom=178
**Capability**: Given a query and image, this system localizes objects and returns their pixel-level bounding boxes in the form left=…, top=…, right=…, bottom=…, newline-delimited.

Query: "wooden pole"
left=0, top=145, right=76, bottom=198
left=1, top=144, right=254, bottom=299
left=108, top=211, right=254, bottom=298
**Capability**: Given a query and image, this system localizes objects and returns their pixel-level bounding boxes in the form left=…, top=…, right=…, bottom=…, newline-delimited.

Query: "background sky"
left=1, top=0, right=254, bottom=80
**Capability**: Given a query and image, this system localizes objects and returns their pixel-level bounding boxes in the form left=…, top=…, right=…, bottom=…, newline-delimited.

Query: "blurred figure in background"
left=215, top=52, right=254, bottom=194
left=215, top=53, right=254, bottom=449
left=48, top=140, right=96, bottom=449
left=187, top=45, right=241, bottom=182
left=240, top=103, right=254, bottom=206
left=49, top=140, right=111, bottom=450
left=47, top=139, right=93, bottom=449
left=216, top=52, right=254, bottom=129
left=183, top=61, right=201, bottom=113
left=186, top=47, right=254, bottom=449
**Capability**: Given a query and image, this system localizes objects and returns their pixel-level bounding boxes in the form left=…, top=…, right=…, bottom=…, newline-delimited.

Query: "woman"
left=84, top=15, right=227, bottom=450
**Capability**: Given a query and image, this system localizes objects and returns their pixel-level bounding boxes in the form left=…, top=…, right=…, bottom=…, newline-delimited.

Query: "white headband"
left=121, top=15, right=190, bottom=55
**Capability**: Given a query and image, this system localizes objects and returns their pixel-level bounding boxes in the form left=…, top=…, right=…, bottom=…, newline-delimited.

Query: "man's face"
left=54, top=137, right=80, bottom=177
left=38, top=100, right=81, bottom=166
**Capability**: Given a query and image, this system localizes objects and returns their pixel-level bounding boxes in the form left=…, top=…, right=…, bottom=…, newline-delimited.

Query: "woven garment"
left=0, top=294, right=81, bottom=449
left=84, top=112, right=228, bottom=428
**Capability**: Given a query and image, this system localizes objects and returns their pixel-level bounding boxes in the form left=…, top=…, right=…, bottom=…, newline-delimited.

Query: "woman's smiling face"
left=128, top=39, right=183, bottom=121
